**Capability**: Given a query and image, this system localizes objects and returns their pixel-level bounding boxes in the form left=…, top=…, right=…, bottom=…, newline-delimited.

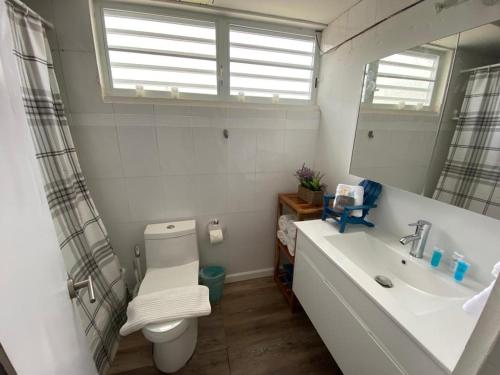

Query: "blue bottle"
left=454, top=260, right=470, bottom=282
left=430, top=248, right=443, bottom=268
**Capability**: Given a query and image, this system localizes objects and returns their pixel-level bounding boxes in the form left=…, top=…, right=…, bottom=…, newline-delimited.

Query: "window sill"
left=359, top=106, right=440, bottom=117
left=102, top=94, right=319, bottom=110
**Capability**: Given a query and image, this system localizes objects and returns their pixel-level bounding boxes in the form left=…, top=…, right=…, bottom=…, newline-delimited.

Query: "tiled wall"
left=351, top=111, right=440, bottom=194
left=71, top=106, right=319, bottom=286
left=24, top=0, right=320, bottom=287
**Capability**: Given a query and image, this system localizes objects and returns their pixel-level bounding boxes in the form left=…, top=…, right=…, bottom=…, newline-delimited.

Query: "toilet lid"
left=139, top=261, right=199, bottom=335
left=139, top=261, right=199, bottom=295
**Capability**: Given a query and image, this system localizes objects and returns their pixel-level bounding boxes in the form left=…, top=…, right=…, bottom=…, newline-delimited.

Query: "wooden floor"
left=109, top=277, right=342, bottom=375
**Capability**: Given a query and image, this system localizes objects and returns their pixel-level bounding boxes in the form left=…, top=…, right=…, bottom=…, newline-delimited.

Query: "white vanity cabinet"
left=293, top=231, right=448, bottom=375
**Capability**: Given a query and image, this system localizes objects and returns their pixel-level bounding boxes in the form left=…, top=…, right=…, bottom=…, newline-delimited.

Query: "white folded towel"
left=287, top=236, right=296, bottom=256
left=286, top=220, right=297, bottom=238
left=277, top=230, right=287, bottom=246
left=463, top=261, right=500, bottom=315
left=279, top=214, right=296, bottom=231
left=120, top=285, right=211, bottom=336
left=333, top=184, right=364, bottom=217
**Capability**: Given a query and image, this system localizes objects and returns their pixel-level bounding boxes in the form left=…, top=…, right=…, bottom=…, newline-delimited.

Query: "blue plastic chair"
left=321, top=180, right=382, bottom=233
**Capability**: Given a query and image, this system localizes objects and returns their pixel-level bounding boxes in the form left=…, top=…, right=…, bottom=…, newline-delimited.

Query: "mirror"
left=351, top=22, right=500, bottom=220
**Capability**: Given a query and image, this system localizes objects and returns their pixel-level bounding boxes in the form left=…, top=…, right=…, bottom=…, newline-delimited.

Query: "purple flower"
left=294, top=163, right=326, bottom=192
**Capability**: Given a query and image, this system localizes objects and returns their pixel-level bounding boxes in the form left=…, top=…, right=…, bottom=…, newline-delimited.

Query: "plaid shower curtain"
left=434, top=67, right=500, bottom=219
left=7, top=3, right=127, bottom=373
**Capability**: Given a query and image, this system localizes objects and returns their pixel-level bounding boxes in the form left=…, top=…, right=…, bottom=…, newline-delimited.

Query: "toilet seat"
left=142, top=318, right=189, bottom=343
left=139, top=261, right=199, bottom=342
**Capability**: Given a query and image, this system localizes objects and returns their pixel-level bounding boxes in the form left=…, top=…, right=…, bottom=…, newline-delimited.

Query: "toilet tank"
left=144, top=220, right=198, bottom=268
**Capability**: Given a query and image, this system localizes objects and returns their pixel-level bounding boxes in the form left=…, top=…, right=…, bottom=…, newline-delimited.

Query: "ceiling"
left=458, top=22, right=500, bottom=58
left=178, top=0, right=361, bottom=26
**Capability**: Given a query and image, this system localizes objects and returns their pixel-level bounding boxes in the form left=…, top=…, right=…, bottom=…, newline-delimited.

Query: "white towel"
left=277, top=230, right=287, bottom=246
left=463, top=261, right=500, bottom=315
left=120, top=285, right=211, bottom=336
left=287, top=236, right=296, bottom=256
left=279, top=214, right=296, bottom=231
left=284, top=221, right=297, bottom=255
left=286, top=220, right=297, bottom=238
left=333, top=184, right=364, bottom=217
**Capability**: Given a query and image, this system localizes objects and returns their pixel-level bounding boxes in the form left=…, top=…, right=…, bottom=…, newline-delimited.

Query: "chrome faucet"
left=400, top=220, right=432, bottom=258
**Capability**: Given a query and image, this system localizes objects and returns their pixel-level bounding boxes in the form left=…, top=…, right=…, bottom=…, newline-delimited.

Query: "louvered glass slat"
left=378, top=63, right=434, bottom=79
left=376, top=76, right=432, bottom=90
left=114, top=83, right=217, bottom=95
left=103, top=9, right=217, bottom=96
left=230, top=90, right=309, bottom=100
left=230, top=62, right=311, bottom=80
left=229, top=26, right=315, bottom=101
left=382, top=53, right=436, bottom=68
left=107, top=34, right=216, bottom=57
left=104, top=15, right=216, bottom=40
left=366, top=49, right=441, bottom=107
left=231, top=76, right=310, bottom=93
left=109, top=51, right=216, bottom=71
left=112, top=67, right=216, bottom=86
left=230, top=30, right=313, bottom=53
left=230, top=46, right=313, bottom=67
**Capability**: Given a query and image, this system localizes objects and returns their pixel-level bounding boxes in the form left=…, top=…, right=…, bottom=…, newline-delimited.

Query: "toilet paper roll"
left=209, top=229, right=224, bottom=244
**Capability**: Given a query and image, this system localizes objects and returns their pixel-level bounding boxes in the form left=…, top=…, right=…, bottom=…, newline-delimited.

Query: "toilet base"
left=153, top=319, right=198, bottom=373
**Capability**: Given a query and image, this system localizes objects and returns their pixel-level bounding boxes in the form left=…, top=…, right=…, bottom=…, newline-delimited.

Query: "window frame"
left=361, top=46, right=450, bottom=113
left=92, top=1, right=320, bottom=105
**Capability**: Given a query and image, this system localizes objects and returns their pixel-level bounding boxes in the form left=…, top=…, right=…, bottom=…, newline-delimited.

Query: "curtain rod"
left=6, top=0, right=54, bottom=29
left=461, top=62, right=500, bottom=74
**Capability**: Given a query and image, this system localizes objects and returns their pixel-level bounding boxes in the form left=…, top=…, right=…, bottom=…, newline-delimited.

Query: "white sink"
left=325, top=232, right=476, bottom=316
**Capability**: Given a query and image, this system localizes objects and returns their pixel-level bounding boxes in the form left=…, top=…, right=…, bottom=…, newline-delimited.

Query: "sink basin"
left=325, top=232, right=476, bottom=315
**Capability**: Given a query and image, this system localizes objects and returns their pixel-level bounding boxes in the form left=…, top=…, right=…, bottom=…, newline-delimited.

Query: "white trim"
left=224, top=268, right=274, bottom=284
left=229, top=23, right=318, bottom=41
left=102, top=94, right=320, bottom=109
left=100, top=0, right=327, bottom=30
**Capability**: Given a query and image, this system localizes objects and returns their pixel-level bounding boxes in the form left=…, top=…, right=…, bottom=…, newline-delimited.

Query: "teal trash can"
left=199, top=266, right=225, bottom=303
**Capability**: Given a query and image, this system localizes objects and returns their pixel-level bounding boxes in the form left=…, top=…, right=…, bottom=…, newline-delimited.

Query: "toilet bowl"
left=139, top=220, right=201, bottom=373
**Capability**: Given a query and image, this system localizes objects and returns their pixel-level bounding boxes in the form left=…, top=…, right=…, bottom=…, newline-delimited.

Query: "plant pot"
left=298, top=185, right=323, bottom=205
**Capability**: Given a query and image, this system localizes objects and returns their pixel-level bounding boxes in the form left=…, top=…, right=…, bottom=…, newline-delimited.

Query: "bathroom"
left=1, top=0, right=500, bottom=374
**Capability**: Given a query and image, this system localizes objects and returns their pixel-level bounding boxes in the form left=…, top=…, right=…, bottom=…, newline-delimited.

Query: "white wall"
left=316, top=0, right=500, bottom=286
left=351, top=111, right=440, bottom=194
left=25, top=0, right=319, bottom=287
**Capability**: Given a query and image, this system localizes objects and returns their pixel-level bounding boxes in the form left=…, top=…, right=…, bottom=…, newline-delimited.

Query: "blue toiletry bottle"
left=454, top=260, right=470, bottom=282
left=430, top=248, right=443, bottom=268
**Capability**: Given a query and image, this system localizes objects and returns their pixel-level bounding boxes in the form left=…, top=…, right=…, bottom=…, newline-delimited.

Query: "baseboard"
left=225, top=268, right=274, bottom=284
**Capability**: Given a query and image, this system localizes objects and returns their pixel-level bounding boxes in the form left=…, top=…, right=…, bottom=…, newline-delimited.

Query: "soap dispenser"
left=449, top=252, right=465, bottom=273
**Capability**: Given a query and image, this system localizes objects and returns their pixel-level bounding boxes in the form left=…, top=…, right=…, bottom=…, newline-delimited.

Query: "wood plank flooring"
left=108, top=277, right=342, bottom=375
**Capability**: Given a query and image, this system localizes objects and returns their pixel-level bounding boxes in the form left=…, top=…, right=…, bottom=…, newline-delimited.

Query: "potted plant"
left=294, top=163, right=326, bottom=205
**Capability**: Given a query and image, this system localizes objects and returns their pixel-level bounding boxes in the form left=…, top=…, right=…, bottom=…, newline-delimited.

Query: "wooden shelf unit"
left=274, top=193, right=323, bottom=312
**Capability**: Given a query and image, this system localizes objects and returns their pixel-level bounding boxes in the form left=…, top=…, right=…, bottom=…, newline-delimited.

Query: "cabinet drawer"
left=294, top=250, right=405, bottom=375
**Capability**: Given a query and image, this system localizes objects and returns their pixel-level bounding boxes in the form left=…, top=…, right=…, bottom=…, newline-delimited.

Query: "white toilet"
left=139, top=220, right=200, bottom=373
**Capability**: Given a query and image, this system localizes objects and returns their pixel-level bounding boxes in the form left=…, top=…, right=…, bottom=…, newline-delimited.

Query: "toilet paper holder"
left=208, top=219, right=224, bottom=244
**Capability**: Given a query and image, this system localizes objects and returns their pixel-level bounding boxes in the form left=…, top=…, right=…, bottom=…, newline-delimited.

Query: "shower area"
left=4, top=0, right=127, bottom=373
